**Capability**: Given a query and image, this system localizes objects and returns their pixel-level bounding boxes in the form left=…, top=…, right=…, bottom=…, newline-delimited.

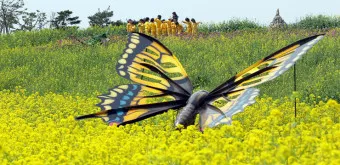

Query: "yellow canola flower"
left=0, top=89, right=339, bottom=164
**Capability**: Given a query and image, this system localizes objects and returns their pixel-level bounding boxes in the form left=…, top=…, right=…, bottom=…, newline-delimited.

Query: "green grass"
left=0, top=29, right=339, bottom=101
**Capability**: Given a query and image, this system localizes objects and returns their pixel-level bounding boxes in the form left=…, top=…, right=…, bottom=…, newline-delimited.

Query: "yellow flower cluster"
left=0, top=88, right=339, bottom=164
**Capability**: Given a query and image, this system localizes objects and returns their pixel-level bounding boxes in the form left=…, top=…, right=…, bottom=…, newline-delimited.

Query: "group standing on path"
left=126, top=12, right=201, bottom=37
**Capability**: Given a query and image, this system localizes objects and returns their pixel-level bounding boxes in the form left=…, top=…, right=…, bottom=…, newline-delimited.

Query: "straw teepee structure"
left=269, top=9, right=288, bottom=29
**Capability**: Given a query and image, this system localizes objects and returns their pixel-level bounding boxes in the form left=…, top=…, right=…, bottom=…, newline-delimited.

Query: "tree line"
left=0, top=0, right=120, bottom=34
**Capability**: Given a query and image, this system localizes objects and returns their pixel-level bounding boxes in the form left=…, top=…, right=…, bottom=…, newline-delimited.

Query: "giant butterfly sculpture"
left=76, top=33, right=324, bottom=131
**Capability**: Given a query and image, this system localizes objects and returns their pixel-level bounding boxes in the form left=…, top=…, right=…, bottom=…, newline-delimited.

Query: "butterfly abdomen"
left=175, top=90, right=209, bottom=128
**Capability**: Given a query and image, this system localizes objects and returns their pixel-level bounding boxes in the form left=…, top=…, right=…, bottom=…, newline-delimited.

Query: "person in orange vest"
left=138, top=19, right=145, bottom=33
left=160, top=19, right=168, bottom=36
left=126, top=19, right=134, bottom=32
left=182, top=18, right=192, bottom=35
left=170, top=21, right=177, bottom=36
left=155, top=15, right=162, bottom=36
left=176, top=22, right=183, bottom=35
left=144, top=17, right=151, bottom=35
left=191, top=18, right=201, bottom=35
left=150, top=18, right=157, bottom=37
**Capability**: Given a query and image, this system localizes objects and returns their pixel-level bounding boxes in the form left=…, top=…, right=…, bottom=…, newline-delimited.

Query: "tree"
left=111, top=20, right=124, bottom=26
left=17, top=10, right=47, bottom=31
left=0, top=0, right=25, bottom=34
left=88, top=6, right=113, bottom=27
left=50, top=10, right=81, bottom=29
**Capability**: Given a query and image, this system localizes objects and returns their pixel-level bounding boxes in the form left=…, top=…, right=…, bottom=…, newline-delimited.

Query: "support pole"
left=294, top=64, right=297, bottom=118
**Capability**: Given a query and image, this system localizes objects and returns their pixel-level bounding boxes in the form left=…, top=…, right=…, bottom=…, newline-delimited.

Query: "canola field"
left=0, top=28, right=339, bottom=164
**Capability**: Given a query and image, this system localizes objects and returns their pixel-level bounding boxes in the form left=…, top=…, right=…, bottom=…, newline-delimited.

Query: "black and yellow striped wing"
left=96, top=84, right=188, bottom=110
left=77, top=84, right=188, bottom=125
left=116, top=32, right=193, bottom=95
left=208, top=34, right=324, bottom=99
left=76, top=100, right=187, bottom=126
left=77, top=33, right=192, bottom=125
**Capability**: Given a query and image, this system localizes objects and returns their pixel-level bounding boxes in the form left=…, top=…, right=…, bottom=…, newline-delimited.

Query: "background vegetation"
left=0, top=28, right=339, bottom=101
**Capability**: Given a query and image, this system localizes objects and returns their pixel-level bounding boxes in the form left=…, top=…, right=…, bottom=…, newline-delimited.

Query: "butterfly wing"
left=199, top=88, right=259, bottom=130
left=199, top=34, right=324, bottom=130
left=116, top=32, right=193, bottom=95
left=77, top=33, right=192, bottom=125
left=76, top=100, right=187, bottom=126
left=96, top=84, right=188, bottom=110
left=208, top=34, right=324, bottom=99
left=78, top=84, right=189, bottom=125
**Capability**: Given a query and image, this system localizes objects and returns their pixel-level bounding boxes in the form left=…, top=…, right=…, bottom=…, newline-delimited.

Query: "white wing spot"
left=109, top=91, right=117, bottom=97
left=118, top=65, right=124, bottom=69
left=131, top=35, right=139, bottom=39
left=131, top=38, right=140, bottom=44
left=98, top=96, right=109, bottom=99
left=114, top=88, right=124, bottom=93
left=126, top=48, right=133, bottom=54
left=103, top=105, right=112, bottom=110
left=119, top=85, right=129, bottom=89
left=102, top=99, right=115, bottom=105
left=122, top=53, right=128, bottom=58
left=102, top=117, right=109, bottom=122
left=118, top=59, right=127, bottom=64
left=129, top=43, right=136, bottom=49
left=119, top=71, right=126, bottom=76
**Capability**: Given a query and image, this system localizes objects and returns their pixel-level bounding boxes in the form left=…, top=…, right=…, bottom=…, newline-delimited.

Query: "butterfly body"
left=174, top=90, right=209, bottom=127
left=76, top=32, right=324, bottom=131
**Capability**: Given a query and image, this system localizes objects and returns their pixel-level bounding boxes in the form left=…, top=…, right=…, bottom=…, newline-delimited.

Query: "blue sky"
left=24, top=0, right=339, bottom=28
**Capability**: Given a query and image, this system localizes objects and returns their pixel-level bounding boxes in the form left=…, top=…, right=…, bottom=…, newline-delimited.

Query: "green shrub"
left=290, top=15, right=340, bottom=29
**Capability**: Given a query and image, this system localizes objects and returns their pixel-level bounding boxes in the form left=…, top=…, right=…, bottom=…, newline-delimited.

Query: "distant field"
left=0, top=29, right=339, bottom=100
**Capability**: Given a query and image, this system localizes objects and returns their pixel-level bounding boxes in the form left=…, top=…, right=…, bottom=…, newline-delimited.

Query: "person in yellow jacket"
left=165, top=18, right=172, bottom=36
left=176, top=22, right=183, bottom=35
left=144, top=17, right=150, bottom=35
left=182, top=18, right=192, bottom=34
left=160, top=19, right=168, bottom=36
left=155, top=15, right=162, bottom=36
left=137, top=19, right=145, bottom=33
left=150, top=18, right=157, bottom=37
left=131, top=21, right=137, bottom=32
left=170, top=21, right=177, bottom=36
left=126, top=19, right=134, bottom=32
left=191, top=18, right=201, bottom=35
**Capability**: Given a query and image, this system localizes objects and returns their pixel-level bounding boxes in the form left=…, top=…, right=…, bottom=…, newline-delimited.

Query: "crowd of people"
left=126, top=12, right=201, bottom=37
